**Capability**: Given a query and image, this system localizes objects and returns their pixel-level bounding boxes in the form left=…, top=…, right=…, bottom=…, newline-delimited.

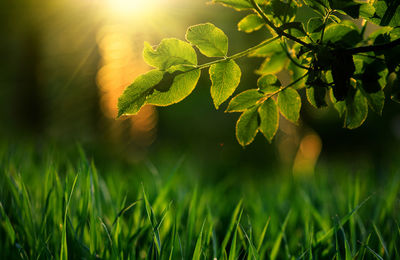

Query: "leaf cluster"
left=118, top=0, right=400, bottom=146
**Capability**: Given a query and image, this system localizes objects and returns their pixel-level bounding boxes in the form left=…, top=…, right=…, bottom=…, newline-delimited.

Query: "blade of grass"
left=270, top=210, right=291, bottom=260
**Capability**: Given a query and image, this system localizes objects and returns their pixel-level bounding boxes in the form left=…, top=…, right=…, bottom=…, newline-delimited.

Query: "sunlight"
left=106, top=0, right=164, bottom=17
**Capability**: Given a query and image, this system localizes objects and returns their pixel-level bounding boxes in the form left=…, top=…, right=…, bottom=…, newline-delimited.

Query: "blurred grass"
left=0, top=143, right=399, bottom=259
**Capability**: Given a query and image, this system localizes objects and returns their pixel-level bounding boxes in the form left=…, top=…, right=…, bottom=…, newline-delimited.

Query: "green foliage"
left=118, top=0, right=400, bottom=146
left=1, top=145, right=400, bottom=259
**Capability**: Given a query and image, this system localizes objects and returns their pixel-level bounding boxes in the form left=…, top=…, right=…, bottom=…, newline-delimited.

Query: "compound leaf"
left=186, top=23, right=228, bottom=57
left=210, top=59, right=241, bottom=109
left=259, top=98, right=279, bottom=142
left=236, top=107, right=259, bottom=146
left=226, top=89, right=264, bottom=112
left=278, top=88, right=301, bottom=123
left=146, top=69, right=201, bottom=106
left=118, top=70, right=164, bottom=117
left=143, top=38, right=197, bottom=72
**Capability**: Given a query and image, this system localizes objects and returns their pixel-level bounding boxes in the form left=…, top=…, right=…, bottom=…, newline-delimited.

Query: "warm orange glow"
left=96, top=23, right=158, bottom=146
left=293, top=133, right=322, bottom=177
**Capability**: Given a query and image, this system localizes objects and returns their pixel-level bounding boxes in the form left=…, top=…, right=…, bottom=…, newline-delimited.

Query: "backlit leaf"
left=143, top=38, right=197, bottom=72
left=277, top=88, right=301, bottom=123
left=118, top=70, right=164, bottom=117
left=210, top=59, right=241, bottom=109
left=236, top=107, right=259, bottom=146
left=257, top=74, right=281, bottom=94
left=258, top=98, right=279, bottom=142
left=146, top=69, right=201, bottom=106
left=186, top=23, right=228, bottom=57
left=226, top=89, right=264, bottom=112
left=238, top=14, right=264, bottom=33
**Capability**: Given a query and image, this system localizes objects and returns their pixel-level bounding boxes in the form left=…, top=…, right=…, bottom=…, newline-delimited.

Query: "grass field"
left=0, top=144, right=399, bottom=259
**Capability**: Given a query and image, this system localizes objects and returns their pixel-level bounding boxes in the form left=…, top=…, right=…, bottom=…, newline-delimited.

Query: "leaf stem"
left=195, top=36, right=280, bottom=70
left=249, top=0, right=313, bottom=49
left=280, top=39, right=310, bottom=70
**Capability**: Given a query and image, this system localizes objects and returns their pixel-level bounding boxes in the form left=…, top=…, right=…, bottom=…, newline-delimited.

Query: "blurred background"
left=1, top=0, right=400, bottom=177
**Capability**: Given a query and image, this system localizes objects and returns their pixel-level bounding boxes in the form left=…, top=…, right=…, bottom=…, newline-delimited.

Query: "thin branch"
left=258, top=72, right=309, bottom=104
left=249, top=0, right=313, bottom=48
left=280, top=39, right=310, bottom=70
left=195, top=36, right=280, bottom=70
left=344, top=38, right=400, bottom=55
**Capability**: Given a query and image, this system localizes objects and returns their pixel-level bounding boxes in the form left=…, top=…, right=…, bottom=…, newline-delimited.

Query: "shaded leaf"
left=258, top=98, right=279, bottom=142
left=210, top=59, right=241, bottom=109
left=323, top=24, right=362, bottom=48
left=345, top=89, right=368, bottom=129
left=307, top=86, right=327, bottom=108
left=226, top=89, right=264, bottom=112
left=186, top=23, right=228, bottom=57
left=278, top=88, right=301, bottom=123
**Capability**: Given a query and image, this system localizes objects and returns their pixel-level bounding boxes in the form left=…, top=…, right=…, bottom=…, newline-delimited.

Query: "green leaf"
left=117, top=70, right=164, bottom=117
left=212, top=0, right=263, bottom=10
left=226, top=89, right=264, bottom=112
left=258, top=98, right=279, bottom=142
left=306, top=86, right=327, bottom=108
left=279, top=22, right=307, bottom=37
left=186, top=23, right=228, bottom=57
left=146, top=69, right=201, bottom=106
left=330, top=88, right=346, bottom=117
left=277, top=88, right=301, bottom=123
left=257, top=74, right=281, bottom=94
left=255, top=52, right=287, bottom=75
left=345, top=89, right=368, bottom=129
left=370, top=0, right=400, bottom=27
left=362, top=89, right=385, bottom=115
left=213, top=0, right=251, bottom=9
left=323, top=24, right=362, bottom=48
left=210, top=59, right=241, bottom=109
left=143, top=38, right=197, bottom=72
left=303, top=0, right=328, bottom=16
left=236, top=107, right=259, bottom=146
left=391, top=73, right=400, bottom=103
left=237, top=14, right=265, bottom=33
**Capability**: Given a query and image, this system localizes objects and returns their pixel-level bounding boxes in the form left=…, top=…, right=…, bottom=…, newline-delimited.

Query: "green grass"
left=0, top=144, right=399, bottom=259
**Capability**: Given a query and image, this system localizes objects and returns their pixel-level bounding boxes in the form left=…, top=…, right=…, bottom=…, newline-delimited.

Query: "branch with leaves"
left=118, top=0, right=400, bottom=146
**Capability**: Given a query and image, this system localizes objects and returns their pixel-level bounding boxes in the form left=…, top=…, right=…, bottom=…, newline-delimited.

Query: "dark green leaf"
left=186, top=23, right=228, bottom=57
left=331, top=53, right=355, bottom=101
left=226, top=89, right=264, bottom=112
left=236, top=107, right=259, bottom=146
left=323, top=24, right=362, bottom=48
left=258, top=98, right=279, bottom=142
left=210, top=60, right=241, bottom=109
left=277, top=88, right=301, bottom=123
left=345, top=89, right=368, bottom=129
left=118, top=70, right=164, bottom=117
left=307, top=86, right=327, bottom=108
